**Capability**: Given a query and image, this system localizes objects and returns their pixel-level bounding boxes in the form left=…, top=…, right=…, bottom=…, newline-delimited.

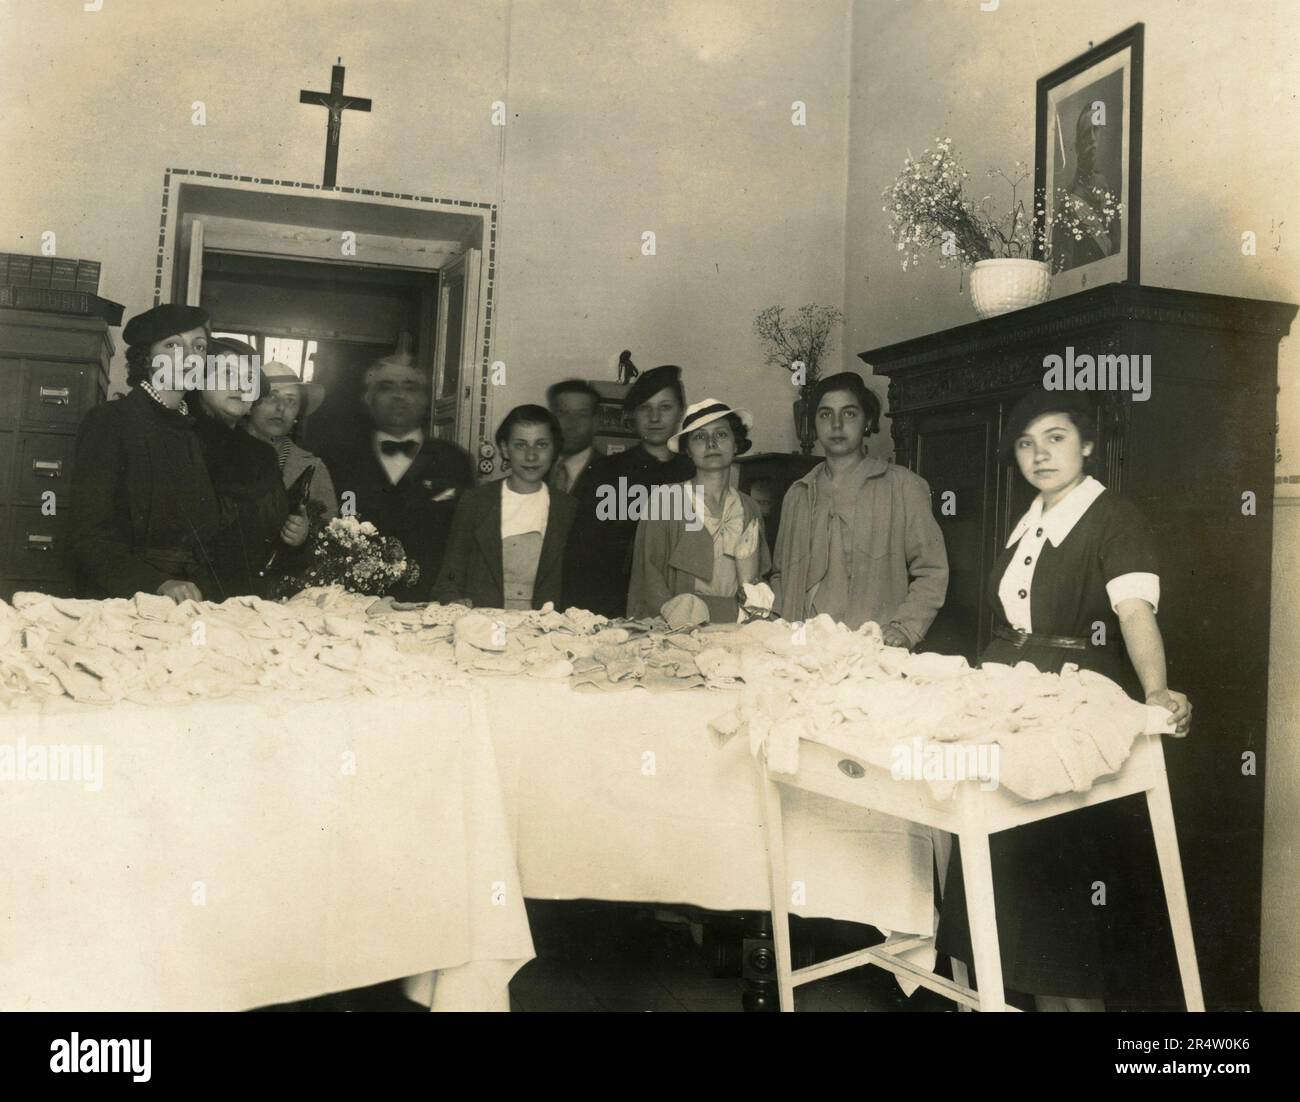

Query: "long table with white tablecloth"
left=1, top=676, right=935, bottom=1011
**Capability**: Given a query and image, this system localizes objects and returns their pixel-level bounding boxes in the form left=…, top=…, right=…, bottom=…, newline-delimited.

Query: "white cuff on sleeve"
left=1106, top=571, right=1160, bottom=614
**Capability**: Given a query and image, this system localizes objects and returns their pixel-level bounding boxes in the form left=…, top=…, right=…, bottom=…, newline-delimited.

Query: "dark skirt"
left=934, top=637, right=1181, bottom=1004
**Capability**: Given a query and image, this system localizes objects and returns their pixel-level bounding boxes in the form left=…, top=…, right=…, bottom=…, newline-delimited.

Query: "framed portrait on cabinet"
left=1033, top=23, right=1143, bottom=299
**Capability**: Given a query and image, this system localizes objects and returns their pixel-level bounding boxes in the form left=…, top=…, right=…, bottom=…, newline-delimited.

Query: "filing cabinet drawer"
left=22, top=361, right=94, bottom=430
left=0, top=359, right=21, bottom=427
left=6, top=506, right=71, bottom=584
left=13, top=433, right=76, bottom=505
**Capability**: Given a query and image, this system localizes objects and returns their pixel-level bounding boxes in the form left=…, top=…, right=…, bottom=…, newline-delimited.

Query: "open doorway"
left=201, top=251, right=436, bottom=456
left=160, top=176, right=492, bottom=454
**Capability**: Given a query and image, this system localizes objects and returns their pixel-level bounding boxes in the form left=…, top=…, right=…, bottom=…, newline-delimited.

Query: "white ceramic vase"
left=968, top=258, right=1051, bottom=320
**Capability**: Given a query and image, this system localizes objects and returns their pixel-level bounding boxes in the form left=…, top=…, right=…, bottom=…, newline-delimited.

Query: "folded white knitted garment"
left=704, top=619, right=1173, bottom=801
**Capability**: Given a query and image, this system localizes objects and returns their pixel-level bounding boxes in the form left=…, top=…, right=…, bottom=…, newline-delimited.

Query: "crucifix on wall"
left=299, top=59, right=372, bottom=188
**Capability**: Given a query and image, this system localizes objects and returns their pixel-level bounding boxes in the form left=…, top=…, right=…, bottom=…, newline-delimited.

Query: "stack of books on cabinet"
left=0, top=251, right=123, bottom=326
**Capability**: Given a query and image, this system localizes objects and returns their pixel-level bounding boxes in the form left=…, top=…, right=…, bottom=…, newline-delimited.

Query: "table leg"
left=1145, top=770, right=1205, bottom=1012
left=958, top=830, right=1006, bottom=1012
left=759, top=768, right=796, bottom=1012
left=932, top=828, right=973, bottom=1011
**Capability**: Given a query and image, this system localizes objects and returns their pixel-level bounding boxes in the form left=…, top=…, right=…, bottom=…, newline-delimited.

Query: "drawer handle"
left=838, top=759, right=866, bottom=779
left=32, top=459, right=63, bottom=478
left=39, top=386, right=71, bottom=405
left=27, top=534, right=55, bottom=551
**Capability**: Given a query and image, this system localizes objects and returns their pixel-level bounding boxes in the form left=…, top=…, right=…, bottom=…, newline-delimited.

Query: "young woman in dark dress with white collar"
left=937, top=388, right=1191, bottom=1012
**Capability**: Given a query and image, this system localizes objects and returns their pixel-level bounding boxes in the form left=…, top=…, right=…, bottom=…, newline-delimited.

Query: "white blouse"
left=501, top=481, right=550, bottom=540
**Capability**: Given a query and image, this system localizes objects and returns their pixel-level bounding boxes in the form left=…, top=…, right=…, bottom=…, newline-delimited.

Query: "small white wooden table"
left=759, top=730, right=1205, bottom=1012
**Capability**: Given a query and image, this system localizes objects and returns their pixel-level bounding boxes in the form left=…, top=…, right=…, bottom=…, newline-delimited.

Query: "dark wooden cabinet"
left=0, top=308, right=112, bottom=600
left=862, top=283, right=1297, bottom=1010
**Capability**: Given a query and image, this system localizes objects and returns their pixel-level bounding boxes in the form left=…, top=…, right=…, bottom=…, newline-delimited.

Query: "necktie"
left=381, top=439, right=419, bottom=458
left=551, top=461, right=572, bottom=494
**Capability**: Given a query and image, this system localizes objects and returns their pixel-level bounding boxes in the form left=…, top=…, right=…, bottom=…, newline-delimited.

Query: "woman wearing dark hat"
left=191, top=337, right=300, bottom=598
left=70, top=303, right=223, bottom=602
left=627, top=399, right=770, bottom=623
left=562, top=364, right=695, bottom=617
left=245, top=360, right=338, bottom=525
left=937, top=386, right=1191, bottom=1011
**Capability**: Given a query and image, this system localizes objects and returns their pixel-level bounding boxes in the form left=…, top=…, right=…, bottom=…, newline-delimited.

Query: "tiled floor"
left=508, top=900, right=955, bottom=1012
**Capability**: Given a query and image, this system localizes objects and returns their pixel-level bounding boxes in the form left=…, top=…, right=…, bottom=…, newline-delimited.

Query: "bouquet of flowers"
left=275, top=516, right=418, bottom=598
left=882, top=137, right=1121, bottom=272
left=753, top=303, right=844, bottom=387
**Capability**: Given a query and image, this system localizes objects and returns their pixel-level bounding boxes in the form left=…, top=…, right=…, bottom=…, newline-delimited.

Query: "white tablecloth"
left=0, top=691, right=534, bottom=1012
left=1, top=674, right=937, bottom=1013
left=483, top=680, right=935, bottom=935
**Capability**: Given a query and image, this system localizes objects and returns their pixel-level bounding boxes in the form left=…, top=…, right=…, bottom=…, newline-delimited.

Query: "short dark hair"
left=812, top=372, right=882, bottom=436
left=546, top=378, right=600, bottom=410
left=495, top=403, right=564, bottom=453
left=125, top=343, right=154, bottom=387
left=999, top=388, right=1100, bottom=468
left=723, top=412, right=753, bottom=456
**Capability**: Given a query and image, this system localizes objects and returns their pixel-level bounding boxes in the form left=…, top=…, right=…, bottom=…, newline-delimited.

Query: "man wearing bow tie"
left=321, top=354, right=473, bottom=600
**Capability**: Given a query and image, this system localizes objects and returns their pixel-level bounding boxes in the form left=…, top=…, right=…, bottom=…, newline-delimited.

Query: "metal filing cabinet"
left=0, top=308, right=112, bottom=600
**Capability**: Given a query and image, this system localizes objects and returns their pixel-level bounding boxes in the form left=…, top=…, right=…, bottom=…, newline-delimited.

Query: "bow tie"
left=380, top=439, right=420, bottom=458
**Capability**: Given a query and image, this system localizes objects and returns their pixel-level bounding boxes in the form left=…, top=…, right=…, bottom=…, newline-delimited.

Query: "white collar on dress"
left=1005, top=475, right=1106, bottom=549
left=375, top=428, right=424, bottom=444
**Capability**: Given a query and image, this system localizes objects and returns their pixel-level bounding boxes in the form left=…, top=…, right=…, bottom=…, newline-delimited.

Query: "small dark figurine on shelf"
left=617, top=349, right=639, bottom=385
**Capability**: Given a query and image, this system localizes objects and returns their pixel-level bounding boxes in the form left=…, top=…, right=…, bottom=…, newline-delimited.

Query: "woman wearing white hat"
left=245, top=361, right=338, bottom=524
left=627, top=399, right=771, bottom=624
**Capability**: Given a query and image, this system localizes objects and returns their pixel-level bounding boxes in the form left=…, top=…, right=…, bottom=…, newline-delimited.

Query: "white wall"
left=0, top=0, right=853, bottom=455
left=844, top=0, right=1300, bottom=1009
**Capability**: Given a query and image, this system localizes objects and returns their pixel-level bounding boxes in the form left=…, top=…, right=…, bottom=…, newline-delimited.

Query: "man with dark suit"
left=320, top=354, right=473, bottom=600
left=545, top=378, right=604, bottom=495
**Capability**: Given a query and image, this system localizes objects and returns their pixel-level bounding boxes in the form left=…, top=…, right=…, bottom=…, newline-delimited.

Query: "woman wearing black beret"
left=70, top=303, right=223, bottom=602
left=561, top=364, right=695, bottom=617
left=937, top=387, right=1192, bottom=1011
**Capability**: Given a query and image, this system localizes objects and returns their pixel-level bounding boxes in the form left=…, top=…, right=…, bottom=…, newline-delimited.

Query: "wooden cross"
left=299, top=59, right=371, bottom=188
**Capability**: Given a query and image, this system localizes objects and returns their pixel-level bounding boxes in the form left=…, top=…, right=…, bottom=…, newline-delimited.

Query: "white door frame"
left=154, top=168, right=497, bottom=459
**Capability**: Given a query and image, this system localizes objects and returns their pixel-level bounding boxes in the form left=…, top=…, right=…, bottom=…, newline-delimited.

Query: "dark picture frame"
left=589, top=379, right=639, bottom=455
left=1033, top=23, right=1143, bottom=298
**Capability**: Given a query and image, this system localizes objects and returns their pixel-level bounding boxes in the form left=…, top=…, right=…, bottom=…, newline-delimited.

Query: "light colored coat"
left=771, top=456, right=948, bottom=645
left=627, top=490, right=771, bottom=622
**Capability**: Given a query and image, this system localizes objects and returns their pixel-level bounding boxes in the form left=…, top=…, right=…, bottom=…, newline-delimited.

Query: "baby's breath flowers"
left=883, top=138, right=998, bottom=271
left=883, top=138, right=1121, bottom=273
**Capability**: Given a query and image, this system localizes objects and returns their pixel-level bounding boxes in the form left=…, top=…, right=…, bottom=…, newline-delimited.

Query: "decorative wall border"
left=152, top=167, right=498, bottom=456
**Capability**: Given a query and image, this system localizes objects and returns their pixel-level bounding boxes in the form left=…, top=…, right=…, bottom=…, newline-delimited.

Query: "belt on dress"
left=993, top=624, right=1089, bottom=651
